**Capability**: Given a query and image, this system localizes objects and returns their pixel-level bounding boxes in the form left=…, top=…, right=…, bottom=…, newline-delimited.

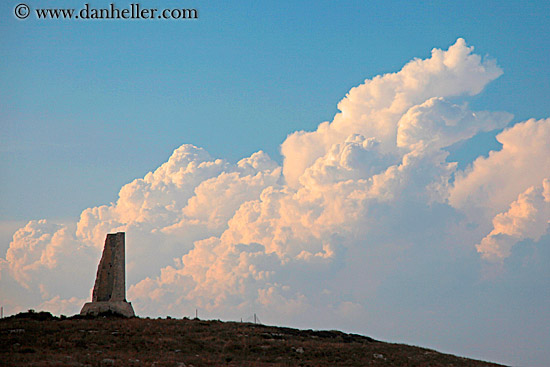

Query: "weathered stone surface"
left=80, top=232, right=135, bottom=317
left=93, top=232, right=126, bottom=302
left=80, top=301, right=135, bottom=318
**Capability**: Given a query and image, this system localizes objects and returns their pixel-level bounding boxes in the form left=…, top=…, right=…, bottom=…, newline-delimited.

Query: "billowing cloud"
left=476, top=179, right=550, bottom=261
left=281, top=38, right=503, bottom=187
left=1, top=39, right=549, bottom=366
left=450, top=118, right=550, bottom=220
left=2, top=220, right=97, bottom=303
left=397, top=97, right=511, bottom=152
left=121, top=39, right=518, bottom=319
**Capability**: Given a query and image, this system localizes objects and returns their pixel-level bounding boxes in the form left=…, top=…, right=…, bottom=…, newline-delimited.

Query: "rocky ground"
left=1, top=311, right=506, bottom=366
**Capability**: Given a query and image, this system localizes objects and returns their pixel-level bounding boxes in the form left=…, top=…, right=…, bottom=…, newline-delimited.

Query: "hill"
left=1, top=311, right=506, bottom=366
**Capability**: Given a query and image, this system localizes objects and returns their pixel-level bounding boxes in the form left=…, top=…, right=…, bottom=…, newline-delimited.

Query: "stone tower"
left=80, top=232, right=135, bottom=317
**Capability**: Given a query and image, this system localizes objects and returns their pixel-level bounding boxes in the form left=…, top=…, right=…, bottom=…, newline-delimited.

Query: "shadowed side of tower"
left=80, top=232, right=135, bottom=317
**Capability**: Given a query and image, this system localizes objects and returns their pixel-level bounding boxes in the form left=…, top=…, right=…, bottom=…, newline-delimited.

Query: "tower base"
left=80, top=301, right=135, bottom=318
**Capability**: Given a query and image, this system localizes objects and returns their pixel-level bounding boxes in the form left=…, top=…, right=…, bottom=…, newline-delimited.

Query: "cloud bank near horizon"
left=1, top=40, right=549, bottom=360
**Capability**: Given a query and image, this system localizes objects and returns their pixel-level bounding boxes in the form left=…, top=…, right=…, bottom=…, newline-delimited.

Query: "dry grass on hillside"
left=1, top=311, right=506, bottom=366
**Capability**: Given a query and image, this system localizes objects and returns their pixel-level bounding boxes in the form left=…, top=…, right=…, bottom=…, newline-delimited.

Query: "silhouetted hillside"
left=1, top=311, right=506, bottom=366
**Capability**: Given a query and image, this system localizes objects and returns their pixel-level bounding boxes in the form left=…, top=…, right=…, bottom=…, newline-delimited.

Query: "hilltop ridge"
left=1, top=311, right=506, bottom=366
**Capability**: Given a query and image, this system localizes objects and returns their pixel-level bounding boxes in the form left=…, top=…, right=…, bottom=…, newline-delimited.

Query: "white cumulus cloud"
left=281, top=38, right=503, bottom=187
left=476, top=179, right=550, bottom=261
left=450, top=118, right=550, bottom=222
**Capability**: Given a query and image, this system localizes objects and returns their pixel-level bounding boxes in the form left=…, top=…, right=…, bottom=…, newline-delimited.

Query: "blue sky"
left=2, top=1, right=550, bottom=366
left=2, top=0, right=549, bottom=220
